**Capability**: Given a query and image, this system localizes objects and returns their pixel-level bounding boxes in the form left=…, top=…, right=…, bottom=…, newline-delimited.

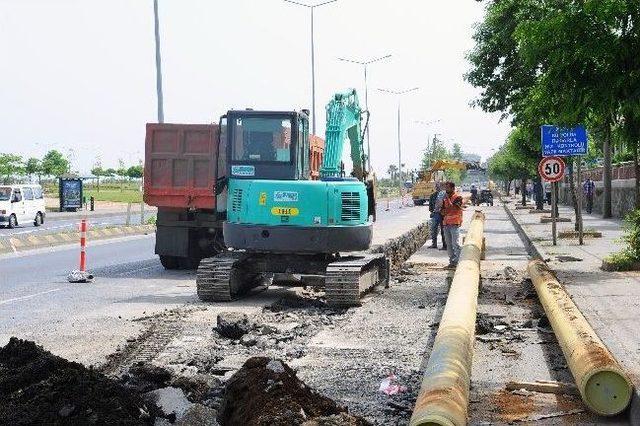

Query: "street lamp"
left=337, top=54, right=392, bottom=170
left=284, top=0, right=337, bottom=135
left=378, top=87, right=419, bottom=207
left=153, top=0, right=164, bottom=123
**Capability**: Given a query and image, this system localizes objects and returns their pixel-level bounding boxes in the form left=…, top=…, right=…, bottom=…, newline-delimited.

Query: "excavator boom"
left=320, top=89, right=368, bottom=180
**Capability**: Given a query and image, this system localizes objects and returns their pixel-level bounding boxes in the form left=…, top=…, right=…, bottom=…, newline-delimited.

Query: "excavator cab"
left=226, top=110, right=310, bottom=182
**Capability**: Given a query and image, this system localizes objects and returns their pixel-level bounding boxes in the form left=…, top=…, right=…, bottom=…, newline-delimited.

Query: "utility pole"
left=153, top=0, right=164, bottom=123
left=378, top=87, right=420, bottom=207
left=414, top=120, right=441, bottom=169
left=284, top=0, right=337, bottom=135
left=338, top=54, right=392, bottom=170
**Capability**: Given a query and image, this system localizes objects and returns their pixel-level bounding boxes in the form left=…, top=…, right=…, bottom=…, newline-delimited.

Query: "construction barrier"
left=79, top=219, right=87, bottom=271
left=528, top=260, right=633, bottom=416
left=410, top=211, right=486, bottom=426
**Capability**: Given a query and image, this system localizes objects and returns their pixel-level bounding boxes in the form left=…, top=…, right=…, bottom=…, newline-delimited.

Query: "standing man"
left=442, top=181, right=464, bottom=268
left=428, top=182, right=447, bottom=250
left=583, top=177, right=596, bottom=214
left=470, top=184, right=478, bottom=206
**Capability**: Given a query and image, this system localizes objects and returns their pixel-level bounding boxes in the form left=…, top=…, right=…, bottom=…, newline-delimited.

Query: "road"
left=0, top=200, right=419, bottom=364
left=0, top=234, right=191, bottom=364
left=0, top=211, right=156, bottom=238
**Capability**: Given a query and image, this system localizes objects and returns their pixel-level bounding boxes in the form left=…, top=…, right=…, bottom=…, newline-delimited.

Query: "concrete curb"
left=370, top=219, right=431, bottom=270
left=501, top=195, right=639, bottom=424
left=0, top=224, right=156, bottom=255
left=46, top=208, right=158, bottom=222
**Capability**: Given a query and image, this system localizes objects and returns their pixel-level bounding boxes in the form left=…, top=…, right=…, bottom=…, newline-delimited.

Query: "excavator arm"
left=320, top=89, right=369, bottom=180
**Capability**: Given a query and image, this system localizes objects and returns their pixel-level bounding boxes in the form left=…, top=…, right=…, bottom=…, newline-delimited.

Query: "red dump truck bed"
left=144, top=123, right=219, bottom=210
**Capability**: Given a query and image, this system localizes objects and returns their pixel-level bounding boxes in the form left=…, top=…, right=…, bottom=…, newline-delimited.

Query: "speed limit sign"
left=538, top=156, right=565, bottom=182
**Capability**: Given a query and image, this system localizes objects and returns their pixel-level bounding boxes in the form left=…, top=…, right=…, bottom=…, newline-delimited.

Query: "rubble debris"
left=218, top=357, right=367, bottom=426
left=505, top=380, right=579, bottom=396
left=378, top=374, right=407, bottom=395
left=215, top=312, right=252, bottom=339
left=0, top=337, right=162, bottom=425
left=476, top=313, right=508, bottom=335
left=302, top=413, right=369, bottom=426
left=145, top=387, right=192, bottom=421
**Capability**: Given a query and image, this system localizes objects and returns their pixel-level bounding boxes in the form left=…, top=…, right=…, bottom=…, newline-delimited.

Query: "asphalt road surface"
left=0, top=211, right=156, bottom=238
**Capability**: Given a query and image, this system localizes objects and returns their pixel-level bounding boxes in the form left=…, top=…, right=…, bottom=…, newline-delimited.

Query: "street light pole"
left=337, top=54, right=392, bottom=170
left=378, top=87, right=419, bottom=207
left=153, top=0, right=164, bottom=123
left=284, top=0, right=337, bottom=135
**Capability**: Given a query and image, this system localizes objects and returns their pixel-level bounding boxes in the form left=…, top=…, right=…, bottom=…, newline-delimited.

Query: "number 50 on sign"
left=538, top=156, right=566, bottom=182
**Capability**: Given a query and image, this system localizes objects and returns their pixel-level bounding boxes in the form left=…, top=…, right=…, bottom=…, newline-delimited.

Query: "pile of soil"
left=218, top=357, right=369, bottom=426
left=0, top=338, right=162, bottom=425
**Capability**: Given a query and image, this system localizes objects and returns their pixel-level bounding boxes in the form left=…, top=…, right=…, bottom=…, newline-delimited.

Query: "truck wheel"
left=159, top=255, right=180, bottom=270
left=7, top=214, right=17, bottom=229
left=413, top=199, right=425, bottom=206
left=34, top=212, right=43, bottom=227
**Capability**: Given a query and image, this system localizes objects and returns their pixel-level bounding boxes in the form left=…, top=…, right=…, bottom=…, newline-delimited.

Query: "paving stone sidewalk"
left=505, top=196, right=640, bottom=423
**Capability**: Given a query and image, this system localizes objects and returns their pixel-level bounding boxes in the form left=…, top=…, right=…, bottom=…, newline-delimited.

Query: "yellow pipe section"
left=410, top=211, right=485, bottom=426
left=528, top=260, right=633, bottom=416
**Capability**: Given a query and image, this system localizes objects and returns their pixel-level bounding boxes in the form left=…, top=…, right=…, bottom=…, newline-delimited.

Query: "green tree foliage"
left=25, top=158, right=43, bottom=182
left=126, top=165, right=143, bottom=179
left=41, top=150, right=69, bottom=177
left=0, top=154, right=25, bottom=184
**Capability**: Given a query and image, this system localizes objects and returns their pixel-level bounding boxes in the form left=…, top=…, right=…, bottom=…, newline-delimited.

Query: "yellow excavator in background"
left=411, top=159, right=468, bottom=206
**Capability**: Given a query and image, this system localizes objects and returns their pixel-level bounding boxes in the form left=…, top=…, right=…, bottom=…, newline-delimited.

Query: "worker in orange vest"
left=441, top=181, right=464, bottom=268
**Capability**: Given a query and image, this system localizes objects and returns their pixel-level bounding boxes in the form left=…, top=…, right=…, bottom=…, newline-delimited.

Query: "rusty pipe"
left=410, top=211, right=485, bottom=426
left=527, top=260, right=633, bottom=416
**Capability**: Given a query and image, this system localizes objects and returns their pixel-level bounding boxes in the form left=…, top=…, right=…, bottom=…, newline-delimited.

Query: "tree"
left=25, top=157, right=43, bottom=183
left=387, top=164, right=398, bottom=182
left=41, top=150, right=69, bottom=178
left=91, top=165, right=105, bottom=192
left=126, top=165, right=143, bottom=179
left=0, top=154, right=25, bottom=184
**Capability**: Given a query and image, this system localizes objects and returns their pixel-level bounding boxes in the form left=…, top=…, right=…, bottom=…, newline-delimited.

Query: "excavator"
left=196, top=89, right=388, bottom=307
left=411, top=159, right=469, bottom=206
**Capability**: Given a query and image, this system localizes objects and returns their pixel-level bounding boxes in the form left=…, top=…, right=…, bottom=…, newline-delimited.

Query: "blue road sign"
left=541, top=125, right=588, bottom=157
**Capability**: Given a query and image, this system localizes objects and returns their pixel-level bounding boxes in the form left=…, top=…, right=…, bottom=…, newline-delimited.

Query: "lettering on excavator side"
left=273, top=191, right=299, bottom=202
left=271, top=207, right=299, bottom=216
left=259, top=192, right=267, bottom=206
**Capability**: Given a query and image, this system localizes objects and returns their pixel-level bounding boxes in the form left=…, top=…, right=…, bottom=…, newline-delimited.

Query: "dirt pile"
left=0, top=337, right=162, bottom=425
left=218, top=357, right=369, bottom=426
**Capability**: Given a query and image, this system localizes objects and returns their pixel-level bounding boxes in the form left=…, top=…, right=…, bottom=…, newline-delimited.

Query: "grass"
left=83, top=188, right=143, bottom=204
left=603, top=250, right=639, bottom=271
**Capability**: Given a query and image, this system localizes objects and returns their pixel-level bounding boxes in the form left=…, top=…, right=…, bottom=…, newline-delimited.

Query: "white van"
left=0, top=185, right=46, bottom=228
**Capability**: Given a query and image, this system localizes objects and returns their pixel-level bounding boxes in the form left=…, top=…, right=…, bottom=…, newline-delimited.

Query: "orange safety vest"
left=442, top=192, right=463, bottom=226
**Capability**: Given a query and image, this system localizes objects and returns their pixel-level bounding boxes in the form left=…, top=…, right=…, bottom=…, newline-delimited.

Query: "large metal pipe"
left=527, top=260, right=633, bottom=416
left=410, top=211, right=485, bottom=426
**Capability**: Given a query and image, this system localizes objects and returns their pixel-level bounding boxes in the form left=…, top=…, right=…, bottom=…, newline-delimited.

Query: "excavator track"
left=325, top=254, right=389, bottom=307
left=196, top=253, right=242, bottom=302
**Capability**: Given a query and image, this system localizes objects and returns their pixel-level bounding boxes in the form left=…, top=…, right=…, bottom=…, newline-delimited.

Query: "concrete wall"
left=559, top=177, right=636, bottom=218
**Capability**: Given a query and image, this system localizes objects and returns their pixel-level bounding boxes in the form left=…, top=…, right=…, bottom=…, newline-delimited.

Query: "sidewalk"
left=505, top=196, right=640, bottom=422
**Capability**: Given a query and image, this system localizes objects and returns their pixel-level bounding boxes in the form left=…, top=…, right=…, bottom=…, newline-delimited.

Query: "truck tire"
left=159, top=255, right=180, bottom=270
left=413, top=199, right=426, bottom=206
left=7, top=214, right=17, bottom=229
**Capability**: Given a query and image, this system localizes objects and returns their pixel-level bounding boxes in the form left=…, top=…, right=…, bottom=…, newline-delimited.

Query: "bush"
left=604, top=209, right=640, bottom=270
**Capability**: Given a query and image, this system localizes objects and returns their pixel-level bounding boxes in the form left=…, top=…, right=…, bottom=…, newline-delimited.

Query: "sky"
left=0, top=0, right=511, bottom=176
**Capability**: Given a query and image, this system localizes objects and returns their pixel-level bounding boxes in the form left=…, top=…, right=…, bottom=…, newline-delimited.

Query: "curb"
left=46, top=208, right=158, bottom=222
left=501, top=196, right=639, bottom=424
left=0, top=224, right=156, bottom=255
left=370, top=220, right=431, bottom=270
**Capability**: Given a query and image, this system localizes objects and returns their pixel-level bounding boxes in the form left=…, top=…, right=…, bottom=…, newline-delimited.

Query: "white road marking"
left=0, top=288, right=63, bottom=306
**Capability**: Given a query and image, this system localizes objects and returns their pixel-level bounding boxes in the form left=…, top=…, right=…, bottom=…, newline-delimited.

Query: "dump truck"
left=143, top=120, right=325, bottom=269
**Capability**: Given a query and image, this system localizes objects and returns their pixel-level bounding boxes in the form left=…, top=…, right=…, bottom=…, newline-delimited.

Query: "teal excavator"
left=196, top=89, right=388, bottom=306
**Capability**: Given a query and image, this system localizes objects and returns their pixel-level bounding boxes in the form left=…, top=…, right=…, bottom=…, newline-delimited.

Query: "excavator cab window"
left=227, top=110, right=302, bottom=181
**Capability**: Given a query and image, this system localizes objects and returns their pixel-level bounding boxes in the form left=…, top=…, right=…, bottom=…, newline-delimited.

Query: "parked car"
left=0, top=185, right=46, bottom=228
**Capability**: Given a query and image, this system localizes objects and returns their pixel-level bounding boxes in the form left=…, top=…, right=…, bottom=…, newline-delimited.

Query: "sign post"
left=538, top=156, right=566, bottom=246
left=541, top=125, right=588, bottom=246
